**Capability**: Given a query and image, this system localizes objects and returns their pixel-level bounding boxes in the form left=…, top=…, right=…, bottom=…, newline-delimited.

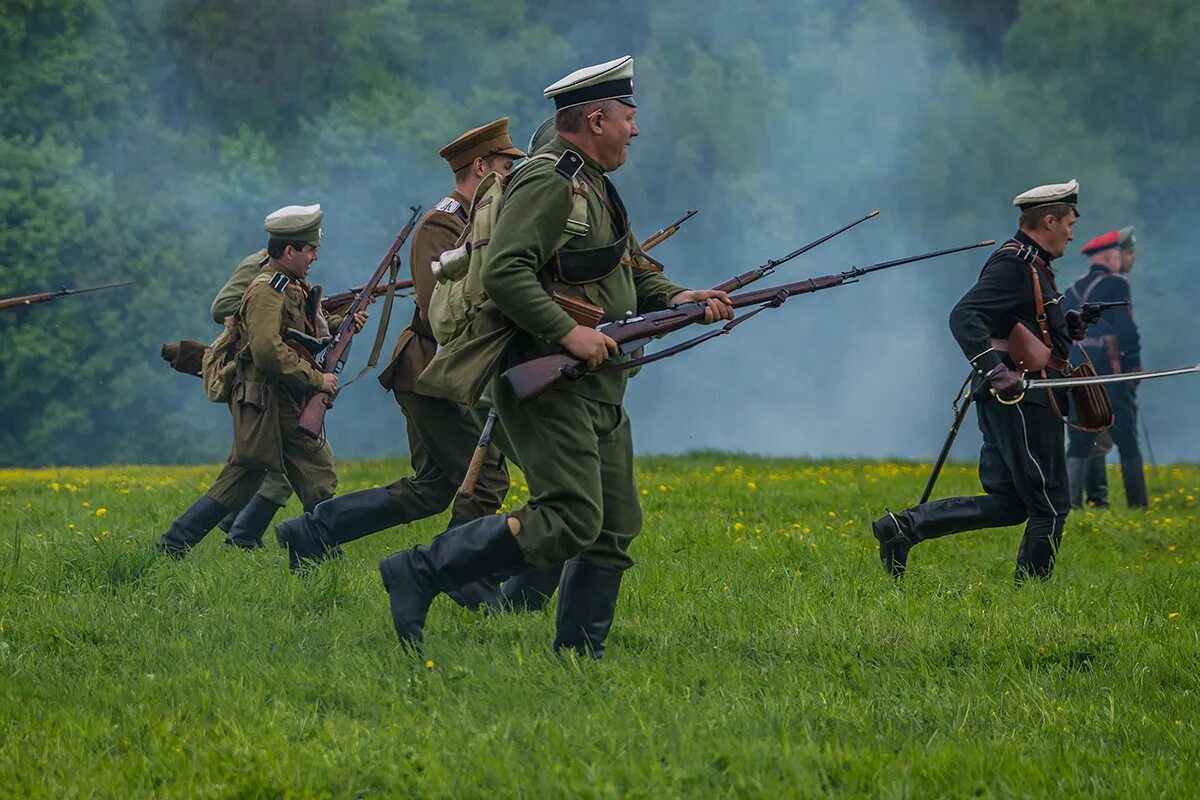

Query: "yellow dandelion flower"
left=425, top=659, right=435, bottom=669
left=827, top=510, right=837, bottom=518
left=733, top=522, right=744, bottom=531
left=95, top=508, right=107, bottom=517
left=82, top=501, right=90, bottom=508
left=747, top=481, right=757, bottom=490
left=1168, top=612, right=1181, bottom=619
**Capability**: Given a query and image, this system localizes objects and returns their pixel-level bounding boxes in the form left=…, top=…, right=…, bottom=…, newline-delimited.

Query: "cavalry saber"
left=1024, top=364, right=1200, bottom=390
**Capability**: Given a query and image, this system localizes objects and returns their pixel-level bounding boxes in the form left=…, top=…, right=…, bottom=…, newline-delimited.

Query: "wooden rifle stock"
left=459, top=408, right=499, bottom=497
left=640, top=209, right=698, bottom=252
left=298, top=206, right=421, bottom=439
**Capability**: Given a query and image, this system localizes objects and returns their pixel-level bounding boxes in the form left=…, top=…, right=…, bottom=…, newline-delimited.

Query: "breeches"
left=493, top=379, right=642, bottom=570
left=208, top=397, right=337, bottom=511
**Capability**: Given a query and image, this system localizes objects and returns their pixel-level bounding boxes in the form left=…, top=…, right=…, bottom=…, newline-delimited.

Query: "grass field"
left=0, top=454, right=1196, bottom=798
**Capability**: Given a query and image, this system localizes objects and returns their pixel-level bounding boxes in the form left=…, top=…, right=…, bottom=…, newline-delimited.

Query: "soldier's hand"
left=352, top=310, right=370, bottom=333
left=1065, top=309, right=1088, bottom=341
left=670, top=290, right=734, bottom=324
left=559, top=325, right=619, bottom=369
left=986, top=364, right=1025, bottom=403
left=320, top=373, right=338, bottom=395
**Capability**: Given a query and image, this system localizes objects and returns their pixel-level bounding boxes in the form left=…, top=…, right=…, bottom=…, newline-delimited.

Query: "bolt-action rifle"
left=0, top=281, right=133, bottom=311
left=504, top=239, right=996, bottom=405
left=459, top=209, right=882, bottom=493
left=297, top=206, right=421, bottom=439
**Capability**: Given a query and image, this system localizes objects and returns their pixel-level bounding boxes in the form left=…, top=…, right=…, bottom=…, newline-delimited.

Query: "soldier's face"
left=283, top=243, right=320, bottom=278
left=591, top=104, right=638, bottom=171
left=483, top=155, right=516, bottom=177
left=1044, top=209, right=1076, bottom=258
left=1120, top=248, right=1136, bottom=273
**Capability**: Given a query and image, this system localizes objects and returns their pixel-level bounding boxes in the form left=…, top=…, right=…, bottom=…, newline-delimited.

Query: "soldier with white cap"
left=377, top=56, right=733, bottom=657
left=156, top=205, right=368, bottom=557
left=871, top=180, right=1089, bottom=582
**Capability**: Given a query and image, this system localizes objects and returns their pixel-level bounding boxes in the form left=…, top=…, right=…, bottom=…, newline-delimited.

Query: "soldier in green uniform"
left=273, top=121, right=525, bottom=594
left=208, top=248, right=300, bottom=549
left=378, top=57, right=733, bottom=657
left=156, top=205, right=367, bottom=557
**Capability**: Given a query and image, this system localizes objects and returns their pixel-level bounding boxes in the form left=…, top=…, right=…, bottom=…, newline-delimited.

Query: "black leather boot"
left=217, top=510, right=238, bottom=535
left=553, top=561, right=623, bottom=659
left=223, top=493, right=282, bottom=550
left=378, top=514, right=527, bottom=645
left=277, top=488, right=399, bottom=570
left=871, top=511, right=915, bottom=578
left=497, top=565, right=564, bottom=612
left=156, top=496, right=234, bottom=558
left=1121, top=457, right=1148, bottom=508
left=1085, top=456, right=1109, bottom=508
left=446, top=574, right=505, bottom=612
left=1015, top=520, right=1061, bottom=584
left=1066, top=456, right=1087, bottom=509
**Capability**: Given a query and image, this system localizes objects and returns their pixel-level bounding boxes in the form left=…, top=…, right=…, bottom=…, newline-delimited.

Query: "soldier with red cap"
left=1063, top=227, right=1145, bottom=508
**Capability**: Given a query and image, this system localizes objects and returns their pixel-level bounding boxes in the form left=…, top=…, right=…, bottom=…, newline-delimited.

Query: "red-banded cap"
left=1080, top=230, right=1121, bottom=255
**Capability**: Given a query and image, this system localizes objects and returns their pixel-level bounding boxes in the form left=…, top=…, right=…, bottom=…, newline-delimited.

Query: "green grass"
left=0, top=455, right=1196, bottom=798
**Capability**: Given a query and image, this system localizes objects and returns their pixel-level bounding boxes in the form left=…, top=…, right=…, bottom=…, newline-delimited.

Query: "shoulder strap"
left=1078, top=271, right=1108, bottom=305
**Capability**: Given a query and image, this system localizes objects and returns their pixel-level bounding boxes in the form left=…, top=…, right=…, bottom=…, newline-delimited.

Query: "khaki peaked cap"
left=264, top=204, right=323, bottom=244
left=440, top=118, right=526, bottom=172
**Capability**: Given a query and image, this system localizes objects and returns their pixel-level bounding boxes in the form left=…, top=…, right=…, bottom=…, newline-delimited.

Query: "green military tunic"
left=206, top=258, right=338, bottom=511
left=210, top=249, right=294, bottom=508
left=377, top=191, right=509, bottom=524
left=482, top=136, right=685, bottom=569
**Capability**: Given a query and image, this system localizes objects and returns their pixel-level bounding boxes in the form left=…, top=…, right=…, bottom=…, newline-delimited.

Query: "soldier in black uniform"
left=1063, top=227, right=1146, bottom=508
left=872, top=180, right=1090, bottom=582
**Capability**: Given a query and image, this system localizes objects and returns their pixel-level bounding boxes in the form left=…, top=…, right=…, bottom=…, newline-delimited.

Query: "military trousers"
left=386, top=390, right=509, bottom=526
left=902, top=396, right=1069, bottom=560
left=208, top=393, right=337, bottom=511
left=492, top=379, right=642, bottom=570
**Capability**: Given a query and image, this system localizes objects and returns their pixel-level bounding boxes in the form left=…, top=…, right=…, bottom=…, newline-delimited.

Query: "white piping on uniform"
left=1015, top=404, right=1061, bottom=537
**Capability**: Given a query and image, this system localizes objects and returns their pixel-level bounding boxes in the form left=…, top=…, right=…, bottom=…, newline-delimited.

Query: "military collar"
left=1013, top=230, right=1055, bottom=264
left=267, top=256, right=308, bottom=283
left=549, top=134, right=606, bottom=177
left=449, top=188, right=470, bottom=208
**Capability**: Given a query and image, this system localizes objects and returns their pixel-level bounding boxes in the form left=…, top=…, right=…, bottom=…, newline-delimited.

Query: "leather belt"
left=989, top=337, right=1069, bottom=373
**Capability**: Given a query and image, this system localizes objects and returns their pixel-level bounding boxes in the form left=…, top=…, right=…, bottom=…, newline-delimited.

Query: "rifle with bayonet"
left=639, top=209, right=698, bottom=251
left=297, top=205, right=421, bottom=439
left=0, top=281, right=133, bottom=311
left=459, top=209, right=880, bottom=495
left=504, top=239, right=996, bottom=405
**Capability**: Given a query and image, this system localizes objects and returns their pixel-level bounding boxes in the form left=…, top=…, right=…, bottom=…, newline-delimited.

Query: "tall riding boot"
left=445, top=573, right=506, bottom=612
left=156, top=496, right=235, bottom=558
left=276, top=488, right=400, bottom=570
left=1121, top=457, right=1148, bottom=508
left=217, top=510, right=238, bottom=535
left=223, top=493, right=283, bottom=550
left=871, top=495, right=1006, bottom=578
left=1084, top=456, right=1109, bottom=508
left=1066, top=456, right=1087, bottom=510
left=553, top=561, right=623, bottom=659
left=1015, top=518, right=1061, bottom=584
left=495, top=564, right=564, bottom=612
left=378, top=514, right=528, bottom=645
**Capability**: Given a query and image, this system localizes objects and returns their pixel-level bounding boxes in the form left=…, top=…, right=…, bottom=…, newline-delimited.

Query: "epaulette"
left=268, top=272, right=291, bottom=292
left=434, top=196, right=462, bottom=215
left=554, top=150, right=584, bottom=179
left=257, top=254, right=270, bottom=268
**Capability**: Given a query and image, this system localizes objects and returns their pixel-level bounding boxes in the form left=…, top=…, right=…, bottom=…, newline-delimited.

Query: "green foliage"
left=1, top=0, right=1197, bottom=465
left=0, top=456, right=1197, bottom=795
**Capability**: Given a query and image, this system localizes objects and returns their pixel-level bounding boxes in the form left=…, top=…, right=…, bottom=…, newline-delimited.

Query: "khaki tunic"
left=210, top=248, right=293, bottom=507
left=480, top=137, right=686, bottom=569
left=206, top=259, right=338, bottom=511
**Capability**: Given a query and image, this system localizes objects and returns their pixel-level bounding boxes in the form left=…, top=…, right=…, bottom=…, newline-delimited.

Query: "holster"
left=552, top=292, right=604, bottom=328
